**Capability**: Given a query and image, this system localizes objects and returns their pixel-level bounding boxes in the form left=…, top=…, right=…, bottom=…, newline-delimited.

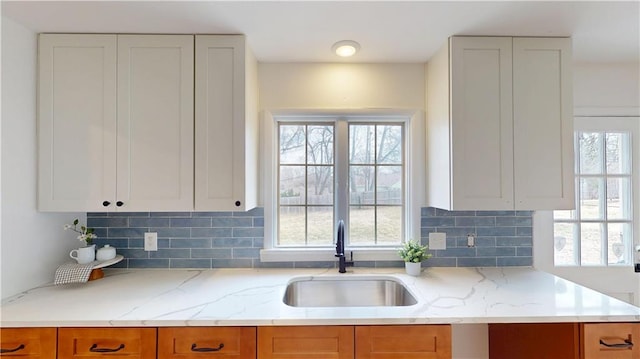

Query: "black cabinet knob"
left=102, top=201, right=111, bottom=207
left=235, top=201, right=241, bottom=207
left=116, top=201, right=124, bottom=207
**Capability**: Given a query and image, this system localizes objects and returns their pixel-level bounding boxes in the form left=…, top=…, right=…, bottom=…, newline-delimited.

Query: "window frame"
left=260, top=110, right=424, bottom=262
left=553, top=116, right=639, bottom=267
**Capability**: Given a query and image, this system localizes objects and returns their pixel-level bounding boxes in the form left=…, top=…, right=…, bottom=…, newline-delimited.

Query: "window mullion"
left=335, top=119, right=349, bottom=245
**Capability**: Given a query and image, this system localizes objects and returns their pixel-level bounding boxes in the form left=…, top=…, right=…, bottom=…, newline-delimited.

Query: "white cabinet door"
left=450, top=37, right=514, bottom=210
left=513, top=38, right=574, bottom=209
left=117, top=35, right=194, bottom=211
left=38, top=34, right=117, bottom=211
left=195, top=35, right=258, bottom=211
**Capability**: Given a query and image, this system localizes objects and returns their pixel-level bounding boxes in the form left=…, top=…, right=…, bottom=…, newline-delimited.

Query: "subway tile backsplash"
left=87, top=207, right=533, bottom=269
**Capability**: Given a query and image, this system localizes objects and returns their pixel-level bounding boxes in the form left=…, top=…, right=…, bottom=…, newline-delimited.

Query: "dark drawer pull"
left=90, top=343, right=125, bottom=353
left=0, top=344, right=25, bottom=353
left=599, top=339, right=634, bottom=349
left=116, top=201, right=124, bottom=207
left=191, top=343, right=224, bottom=352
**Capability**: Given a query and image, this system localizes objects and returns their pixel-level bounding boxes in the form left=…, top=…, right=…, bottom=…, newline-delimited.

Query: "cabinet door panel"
left=58, top=327, right=156, bottom=359
left=117, top=35, right=194, bottom=211
left=257, top=326, right=354, bottom=359
left=488, top=323, right=580, bottom=359
left=0, top=328, right=56, bottom=358
left=450, top=37, right=514, bottom=210
left=513, top=37, right=574, bottom=209
left=355, top=325, right=451, bottom=359
left=582, top=323, right=640, bottom=359
left=158, top=327, right=256, bottom=359
left=195, top=35, right=258, bottom=211
left=38, top=34, right=117, bottom=211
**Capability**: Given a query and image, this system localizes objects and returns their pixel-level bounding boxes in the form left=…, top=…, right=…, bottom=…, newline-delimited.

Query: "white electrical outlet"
left=467, top=233, right=476, bottom=247
left=429, top=232, right=446, bottom=250
left=144, top=232, right=158, bottom=251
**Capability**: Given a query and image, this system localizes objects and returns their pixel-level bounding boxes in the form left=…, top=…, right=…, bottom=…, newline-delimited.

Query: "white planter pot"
left=404, top=261, right=422, bottom=276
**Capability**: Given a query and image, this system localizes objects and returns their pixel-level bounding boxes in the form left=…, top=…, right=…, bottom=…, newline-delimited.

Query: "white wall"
left=1, top=16, right=83, bottom=299
left=573, top=62, right=640, bottom=115
left=258, top=63, right=425, bottom=110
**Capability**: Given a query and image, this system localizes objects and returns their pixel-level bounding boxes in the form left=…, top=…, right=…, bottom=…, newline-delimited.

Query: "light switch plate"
left=429, top=232, right=446, bottom=250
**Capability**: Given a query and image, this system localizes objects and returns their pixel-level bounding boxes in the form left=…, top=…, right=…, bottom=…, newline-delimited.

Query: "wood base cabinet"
left=257, top=325, right=452, bottom=359
left=58, top=327, right=156, bottom=359
left=159, top=327, right=256, bottom=358
left=489, top=323, right=639, bottom=359
left=0, top=328, right=56, bottom=358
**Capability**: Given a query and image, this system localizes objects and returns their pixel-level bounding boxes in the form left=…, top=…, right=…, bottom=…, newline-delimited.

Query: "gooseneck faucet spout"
left=335, top=220, right=354, bottom=273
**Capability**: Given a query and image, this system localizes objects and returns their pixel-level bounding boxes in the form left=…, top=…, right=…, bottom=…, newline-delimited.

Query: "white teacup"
left=70, top=245, right=96, bottom=264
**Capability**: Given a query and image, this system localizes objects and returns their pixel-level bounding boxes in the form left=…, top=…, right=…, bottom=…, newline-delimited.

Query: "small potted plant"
left=398, top=240, right=432, bottom=276
left=64, top=219, right=98, bottom=264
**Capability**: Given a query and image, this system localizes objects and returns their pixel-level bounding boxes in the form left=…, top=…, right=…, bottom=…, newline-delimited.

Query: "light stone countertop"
left=1, top=267, right=638, bottom=327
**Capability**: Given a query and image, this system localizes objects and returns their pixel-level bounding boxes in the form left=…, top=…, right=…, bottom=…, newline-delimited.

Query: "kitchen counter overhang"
left=1, top=267, right=638, bottom=327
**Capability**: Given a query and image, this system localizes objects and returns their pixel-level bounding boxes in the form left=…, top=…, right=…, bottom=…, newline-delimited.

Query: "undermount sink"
left=283, top=276, right=417, bottom=307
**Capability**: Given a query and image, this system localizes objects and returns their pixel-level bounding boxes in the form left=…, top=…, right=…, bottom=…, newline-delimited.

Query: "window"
left=553, top=119, right=636, bottom=266
left=276, top=118, right=405, bottom=249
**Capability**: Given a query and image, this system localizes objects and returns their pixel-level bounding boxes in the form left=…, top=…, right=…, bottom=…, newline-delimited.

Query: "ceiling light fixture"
left=332, top=40, right=360, bottom=57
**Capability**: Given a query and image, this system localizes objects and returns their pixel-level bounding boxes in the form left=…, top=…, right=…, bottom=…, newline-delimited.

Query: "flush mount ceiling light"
left=332, top=40, right=360, bottom=57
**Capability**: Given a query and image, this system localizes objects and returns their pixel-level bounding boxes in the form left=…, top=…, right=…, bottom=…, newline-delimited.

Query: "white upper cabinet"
left=38, top=34, right=118, bottom=211
left=194, top=35, right=258, bottom=211
left=427, top=36, right=574, bottom=210
left=512, top=38, right=574, bottom=209
left=116, top=35, right=194, bottom=211
left=38, top=34, right=194, bottom=212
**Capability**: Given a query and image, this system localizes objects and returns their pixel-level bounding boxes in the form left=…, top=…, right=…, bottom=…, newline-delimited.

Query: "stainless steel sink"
left=283, top=276, right=417, bottom=307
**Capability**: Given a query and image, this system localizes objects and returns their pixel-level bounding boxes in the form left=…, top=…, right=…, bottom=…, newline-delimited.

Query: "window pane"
left=308, top=166, right=333, bottom=205
left=581, top=223, right=604, bottom=265
left=579, top=132, right=603, bottom=174
left=279, top=207, right=305, bottom=246
left=349, top=206, right=375, bottom=245
left=307, top=125, right=333, bottom=165
left=377, top=166, right=402, bottom=205
left=280, top=125, right=306, bottom=164
left=350, top=125, right=375, bottom=164
left=280, top=166, right=305, bottom=204
left=307, top=207, right=333, bottom=246
left=607, top=177, right=632, bottom=220
left=553, top=210, right=575, bottom=220
left=350, top=166, right=375, bottom=205
left=608, top=223, right=632, bottom=265
left=580, top=177, right=604, bottom=220
left=377, top=206, right=402, bottom=245
left=554, top=222, right=577, bottom=266
left=377, top=125, right=402, bottom=164
left=605, top=133, right=631, bottom=174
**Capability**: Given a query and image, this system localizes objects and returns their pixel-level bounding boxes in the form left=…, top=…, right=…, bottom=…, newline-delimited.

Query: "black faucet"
left=335, top=220, right=354, bottom=273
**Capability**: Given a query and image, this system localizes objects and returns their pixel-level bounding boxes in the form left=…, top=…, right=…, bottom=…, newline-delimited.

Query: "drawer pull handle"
left=599, top=339, right=634, bottom=349
left=0, top=344, right=25, bottom=353
left=90, top=343, right=125, bottom=353
left=191, top=343, right=224, bottom=352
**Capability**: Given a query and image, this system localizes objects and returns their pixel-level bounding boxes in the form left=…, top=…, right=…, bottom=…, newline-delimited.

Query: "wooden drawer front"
left=355, top=325, right=451, bottom=359
left=158, top=327, right=256, bottom=358
left=582, top=323, right=640, bottom=359
left=58, top=327, right=156, bottom=358
left=257, top=326, right=354, bottom=359
left=489, top=323, right=580, bottom=359
left=0, top=328, right=56, bottom=358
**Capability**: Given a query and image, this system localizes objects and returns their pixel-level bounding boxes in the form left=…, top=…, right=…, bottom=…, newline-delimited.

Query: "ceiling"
left=2, top=1, right=639, bottom=63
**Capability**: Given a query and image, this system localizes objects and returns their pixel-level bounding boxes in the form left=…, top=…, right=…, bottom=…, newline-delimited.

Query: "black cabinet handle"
left=191, top=343, right=224, bottom=352
left=89, top=343, right=125, bottom=353
left=102, top=201, right=111, bottom=207
left=235, top=201, right=241, bottom=207
left=599, top=339, right=634, bottom=349
left=116, top=201, right=124, bottom=207
left=0, top=344, right=25, bottom=353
